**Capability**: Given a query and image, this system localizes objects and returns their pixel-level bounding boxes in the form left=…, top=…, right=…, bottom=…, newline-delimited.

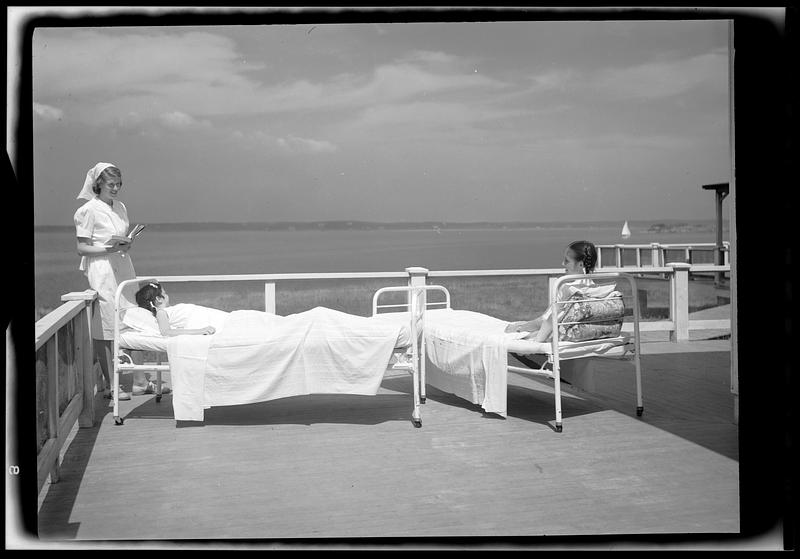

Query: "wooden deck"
left=30, top=336, right=741, bottom=547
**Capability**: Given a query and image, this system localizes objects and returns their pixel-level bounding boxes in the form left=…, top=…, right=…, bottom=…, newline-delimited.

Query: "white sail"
left=621, top=221, right=631, bottom=239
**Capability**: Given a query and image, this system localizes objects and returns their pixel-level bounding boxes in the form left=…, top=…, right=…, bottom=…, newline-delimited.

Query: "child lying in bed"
left=505, top=240, right=599, bottom=343
left=135, top=282, right=217, bottom=336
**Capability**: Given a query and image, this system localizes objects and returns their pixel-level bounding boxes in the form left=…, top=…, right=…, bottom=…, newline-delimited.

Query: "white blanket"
left=423, top=309, right=527, bottom=418
left=166, top=306, right=408, bottom=421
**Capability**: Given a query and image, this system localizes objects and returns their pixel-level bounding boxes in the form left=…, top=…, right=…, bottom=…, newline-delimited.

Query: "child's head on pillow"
left=135, top=281, right=165, bottom=317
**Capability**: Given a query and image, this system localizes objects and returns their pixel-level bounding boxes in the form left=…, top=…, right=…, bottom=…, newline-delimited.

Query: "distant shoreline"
left=34, top=219, right=729, bottom=233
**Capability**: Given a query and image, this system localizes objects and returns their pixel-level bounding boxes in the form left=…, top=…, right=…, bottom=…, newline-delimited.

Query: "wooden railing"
left=34, top=263, right=731, bottom=494
left=596, top=242, right=730, bottom=269
left=422, top=263, right=730, bottom=342
left=34, top=290, right=97, bottom=495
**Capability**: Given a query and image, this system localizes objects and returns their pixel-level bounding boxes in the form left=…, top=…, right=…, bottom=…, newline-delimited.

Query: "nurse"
left=74, top=162, right=165, bottom=399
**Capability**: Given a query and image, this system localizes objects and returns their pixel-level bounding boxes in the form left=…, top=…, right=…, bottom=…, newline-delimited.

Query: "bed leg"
left=411, top=347, right=422, bottom=428
left=633, top=349, right=644, bottom=417
left=419, top=340, right=427, bottom=404
left=112, top=366, right=122, bottom=426
left=412, top=409, right=422, bottom=428
left=555, top=422, right=562, bottom=433
left=553, top=359, right=564, bottom=433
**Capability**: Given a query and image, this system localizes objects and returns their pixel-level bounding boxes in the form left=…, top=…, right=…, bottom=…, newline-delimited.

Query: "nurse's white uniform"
left=74, top=197, right=137, bottom=340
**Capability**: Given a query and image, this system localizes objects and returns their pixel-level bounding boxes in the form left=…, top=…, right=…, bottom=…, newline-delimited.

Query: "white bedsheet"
left=167, top=306, right=410, bottom=421
left=423, top=309, right=528, bottom=418
left=119, top=308, right=416, bottom=352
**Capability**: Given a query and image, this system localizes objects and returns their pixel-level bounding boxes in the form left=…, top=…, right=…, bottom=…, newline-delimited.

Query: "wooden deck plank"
left=36, top=346, right=739, bottom=542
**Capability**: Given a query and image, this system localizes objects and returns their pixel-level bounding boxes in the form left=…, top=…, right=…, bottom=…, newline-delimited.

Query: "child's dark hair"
left=567, top=240, right=598, bottom=274
left=135, top=281, right=163, bottom=317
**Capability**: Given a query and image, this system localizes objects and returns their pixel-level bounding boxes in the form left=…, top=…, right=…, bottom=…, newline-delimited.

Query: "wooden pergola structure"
left=702, top=182, right=729, bottom=285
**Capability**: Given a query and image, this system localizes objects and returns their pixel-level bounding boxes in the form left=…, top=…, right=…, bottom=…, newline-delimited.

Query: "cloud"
left=33, top=102, right=63, bottom=120
left=32, top=29, right=507, bottom=126
left=352, top=100, right=523, bottom=130
left=399, top=50, right=461, bottom=65
left=528, top=69, right=575, bottom=92
left=276, top=135, right=338, bottom=154
left=589, top=52, right=728, bottom=100
left=34, top=30, right=257, bottom=96
left=158, top=111, right=211, bottom=129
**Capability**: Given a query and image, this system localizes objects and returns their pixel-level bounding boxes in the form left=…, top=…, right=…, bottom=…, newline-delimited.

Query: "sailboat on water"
left=620, top=221, right=631, bottom=239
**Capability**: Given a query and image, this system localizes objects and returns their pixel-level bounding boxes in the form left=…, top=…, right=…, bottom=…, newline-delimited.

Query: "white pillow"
left=122, top=307, right=161, bottom=335
left=562, top=282, right=617, bottom=300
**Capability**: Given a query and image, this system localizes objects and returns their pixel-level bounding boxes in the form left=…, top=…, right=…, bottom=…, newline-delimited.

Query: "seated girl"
left=134, top=281, right=219, bottom=336
left=505, top=239, right=600, bottom=343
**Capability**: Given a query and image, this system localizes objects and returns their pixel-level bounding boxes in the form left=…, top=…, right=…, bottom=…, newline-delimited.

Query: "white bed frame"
left=433, top=272, right=643, bottom=432
left=111, top=277, right=448, bottom=428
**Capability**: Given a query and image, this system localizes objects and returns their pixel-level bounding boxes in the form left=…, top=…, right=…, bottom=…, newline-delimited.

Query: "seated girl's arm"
left=156, top=310, right=216, bottom=337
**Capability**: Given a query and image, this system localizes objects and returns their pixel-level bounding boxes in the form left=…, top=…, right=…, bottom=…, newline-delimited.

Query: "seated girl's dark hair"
left=568, top=240, right=598, bottom=273
left=135, top=281, right=163, bottom=317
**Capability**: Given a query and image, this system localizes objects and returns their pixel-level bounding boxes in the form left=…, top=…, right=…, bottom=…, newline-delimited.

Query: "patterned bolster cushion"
left=558, top=291, right=625, bottom=342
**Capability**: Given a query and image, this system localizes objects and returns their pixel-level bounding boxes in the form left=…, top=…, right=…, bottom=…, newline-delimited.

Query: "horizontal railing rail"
left=152, top=271, right=409, bottom=282
left=35, top=299, right=89, bottom=351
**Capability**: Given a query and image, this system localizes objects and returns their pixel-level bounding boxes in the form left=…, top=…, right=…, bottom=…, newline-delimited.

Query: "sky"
left=24, top=8, right=734, bottom=226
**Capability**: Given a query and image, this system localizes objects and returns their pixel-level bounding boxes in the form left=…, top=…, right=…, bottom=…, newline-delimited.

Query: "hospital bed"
left=111, top=277, right=449, bottom=428
left=423, top=272, right=643, bottom=432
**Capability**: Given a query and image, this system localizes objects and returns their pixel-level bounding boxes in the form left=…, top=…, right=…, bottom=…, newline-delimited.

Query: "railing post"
left=406, top=266, right=429, bottom=291
left=406, top=267, right=429, bottom=403
left=406, top=266, right=429, bottom=321
left=264, top=282, right=276, bottom=314
left=650, top=243, right=660, bottom=267
left=668, top=262, right=691, bottom=342
left=46, top=335, right=60, bottom=484
left=62, top=291, right=98, bottom=428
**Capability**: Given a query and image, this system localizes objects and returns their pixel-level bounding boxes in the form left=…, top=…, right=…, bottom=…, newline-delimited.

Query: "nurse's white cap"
left=77, top=162, right=117, bottom=201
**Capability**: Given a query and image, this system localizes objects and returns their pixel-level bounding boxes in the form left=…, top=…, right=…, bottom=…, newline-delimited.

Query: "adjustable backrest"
left=555, top=286, right=626, bottom=342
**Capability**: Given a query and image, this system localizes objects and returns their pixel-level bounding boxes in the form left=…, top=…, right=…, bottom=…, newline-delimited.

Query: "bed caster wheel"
left=420, top=397, right=426, bottom=404
left=156, top=395, right=162, bottom=403
left=636, top=407, right=643, bottom=417
left=413, top=420, right=422, bottom=428
left=555, top=423, right=563, bottom=433
left=114, top=416, right=124, bottom=425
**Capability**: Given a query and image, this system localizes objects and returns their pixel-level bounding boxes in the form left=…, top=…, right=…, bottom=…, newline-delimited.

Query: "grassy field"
left=34, top=272, right=727, bottom=324
left=135, top=273, right=723, bottom=322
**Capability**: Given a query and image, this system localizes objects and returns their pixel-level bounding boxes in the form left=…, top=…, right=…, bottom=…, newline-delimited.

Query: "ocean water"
left=34, top=224, right=721, bottom=317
